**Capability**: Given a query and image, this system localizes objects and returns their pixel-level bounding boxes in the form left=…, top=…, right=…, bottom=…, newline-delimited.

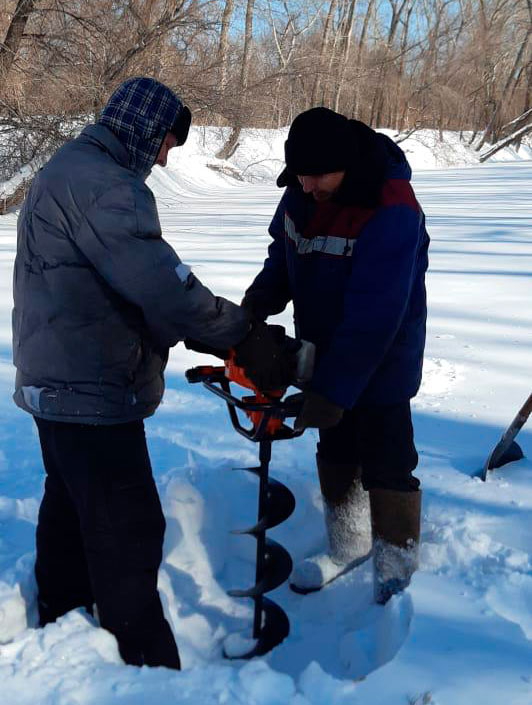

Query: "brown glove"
left=294, top=390, right=344, bottom=431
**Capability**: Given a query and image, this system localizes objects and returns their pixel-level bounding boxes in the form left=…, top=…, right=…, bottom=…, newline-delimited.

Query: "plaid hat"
left=284, top=107, right=352, bottom=176
left=99, top=77, right=191, bottom=177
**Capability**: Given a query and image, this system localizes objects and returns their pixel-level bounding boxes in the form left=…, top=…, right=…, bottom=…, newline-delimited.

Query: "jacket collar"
left=78, top=124, right=131, bottom=170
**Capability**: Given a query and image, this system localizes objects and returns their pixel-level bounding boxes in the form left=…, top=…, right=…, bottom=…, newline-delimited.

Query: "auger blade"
left=227, top=538, right=293, bottom=597
left=265, top=478, right=296, bottom=528
left=230, top=517, right=269, bottom=536
left=252, top=597, right=290, bottom=655
left=223, top=597, right=290, bottom=659
left=232, top=466, right=261, bottom=475
left=231, top=479, right=295, bottom=535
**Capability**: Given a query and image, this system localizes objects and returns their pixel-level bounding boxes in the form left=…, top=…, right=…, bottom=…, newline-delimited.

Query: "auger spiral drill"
left=186, top=340, right=314, bottom=659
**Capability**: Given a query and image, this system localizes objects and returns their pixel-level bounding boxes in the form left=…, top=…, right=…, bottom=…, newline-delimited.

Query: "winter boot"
left=369, top=489, right=421, bottom=605
left=290, top=456, right=372, bottom=594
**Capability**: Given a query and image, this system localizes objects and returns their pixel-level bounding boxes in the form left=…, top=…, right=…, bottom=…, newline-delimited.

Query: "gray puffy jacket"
left=12, top=124, right=249, bottom=423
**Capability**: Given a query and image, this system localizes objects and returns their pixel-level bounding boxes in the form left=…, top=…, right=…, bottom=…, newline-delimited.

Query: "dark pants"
left=34, top=417, right=180, bottom=669
left=318, top=402, right=420, bottom=495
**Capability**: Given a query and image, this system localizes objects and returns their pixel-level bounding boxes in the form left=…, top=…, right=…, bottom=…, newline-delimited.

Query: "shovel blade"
left=480, top=440, right=524, bottom=481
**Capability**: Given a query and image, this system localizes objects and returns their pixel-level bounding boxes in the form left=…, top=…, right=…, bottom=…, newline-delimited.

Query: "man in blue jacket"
left=12, top=77, right=293, bottom=669
left=242, top=108, right=429, bottom=603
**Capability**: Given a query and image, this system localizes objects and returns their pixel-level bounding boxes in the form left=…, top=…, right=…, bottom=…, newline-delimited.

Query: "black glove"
left=184, top=338, right=229, bottom=360
left=233, top=322, right=296, bottom=391
left=294, top=390, right=344, bottom=431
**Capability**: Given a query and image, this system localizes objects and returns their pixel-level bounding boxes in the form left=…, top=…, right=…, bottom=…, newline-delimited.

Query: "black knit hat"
left=283, top=107, right=352, bottom=176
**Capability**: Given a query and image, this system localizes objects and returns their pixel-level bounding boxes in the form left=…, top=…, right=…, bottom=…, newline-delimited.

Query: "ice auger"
left=186, top=343, right=314, bottom=659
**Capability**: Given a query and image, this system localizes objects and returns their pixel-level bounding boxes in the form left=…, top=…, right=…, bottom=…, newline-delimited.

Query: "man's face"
left=297, top=171, right=346, bottom=202
left=155, top=132, right=178, bottom=167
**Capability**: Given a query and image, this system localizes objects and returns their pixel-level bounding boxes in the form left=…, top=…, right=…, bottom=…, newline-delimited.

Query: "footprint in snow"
left=339, top=592, right=414, bottom=680
left=485, top=573, right=532, bottom=641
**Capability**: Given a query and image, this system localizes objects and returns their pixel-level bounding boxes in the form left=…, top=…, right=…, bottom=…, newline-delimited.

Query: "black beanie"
left=283, top=107, right=353, bottom=176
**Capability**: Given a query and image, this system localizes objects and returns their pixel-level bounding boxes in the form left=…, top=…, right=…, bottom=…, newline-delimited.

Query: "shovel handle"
left=498, top=392, right=532, bottom=446
left=516, top=393, right=532, bottom=424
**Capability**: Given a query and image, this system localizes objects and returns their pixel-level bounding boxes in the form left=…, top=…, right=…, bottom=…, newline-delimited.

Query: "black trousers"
left=318, top=401, right=420, bottom=494
left=34, top=417, right=180, bottom=669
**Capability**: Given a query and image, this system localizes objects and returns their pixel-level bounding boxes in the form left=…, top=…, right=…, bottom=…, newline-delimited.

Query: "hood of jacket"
left=98, top=76, right=186, bottom=179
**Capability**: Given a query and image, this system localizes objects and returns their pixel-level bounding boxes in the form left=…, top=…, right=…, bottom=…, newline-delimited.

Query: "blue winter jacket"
left=243, top=136, right=429, bottom=409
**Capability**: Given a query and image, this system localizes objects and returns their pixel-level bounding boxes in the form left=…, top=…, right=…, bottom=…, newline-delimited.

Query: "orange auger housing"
left=224, top=352, right=285, bottom=436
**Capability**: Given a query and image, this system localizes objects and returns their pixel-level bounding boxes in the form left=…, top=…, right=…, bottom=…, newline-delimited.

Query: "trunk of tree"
left=479, top=119, right=532, bottom=161
left=352, top=0, right=375, bottom=119
left=333, top=0, right=358, bottom=113
left=371, top=0, right=409, bottom=126
left=217, top=0, right=234, bottom=93
left=0, top=0, right=36, bottom=77
left=216, top=0, right=255, bottom=160
left=393, top=0, right=414, bottom=131
left=476, top=9, right=531, bottom=148
left=311, top=0, right=339, bottom=106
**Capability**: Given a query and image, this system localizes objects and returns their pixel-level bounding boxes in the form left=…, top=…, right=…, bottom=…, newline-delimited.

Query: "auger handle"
left=185, top=365, right=304, bottom=441
left=203, top=377, right=303, bottom=441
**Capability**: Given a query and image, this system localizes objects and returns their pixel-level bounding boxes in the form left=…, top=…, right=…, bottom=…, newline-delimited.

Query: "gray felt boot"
left=290, top=457, right=372, bottom=593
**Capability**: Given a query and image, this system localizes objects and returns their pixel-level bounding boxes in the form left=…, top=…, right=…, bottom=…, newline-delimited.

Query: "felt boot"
left=290, top=456, right=372, bottom=593
left=370, top=488, right=421, bottom=605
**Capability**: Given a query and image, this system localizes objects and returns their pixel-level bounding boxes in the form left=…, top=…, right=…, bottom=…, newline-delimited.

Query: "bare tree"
left=310, top=0, right=339, bottom=106
left=217, top=0, right=234, bottom=92
left=479, top=108, right=532, bottom=160
left=0, top=0, right=36, bottom=76
left=370, top=0, right=411, bottom=127
left=475, top=0, right=531, bottom=148
left=216, top=0, right=255, bottom=159
left=333, top=0, right=357, bottom=112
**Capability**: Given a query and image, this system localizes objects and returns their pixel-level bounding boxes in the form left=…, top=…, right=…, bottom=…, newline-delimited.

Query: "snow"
left=158, top=125, right=532, bottom=185
left=7, top=122, right=530, bottom=202
left=0, top=130, right=530, bottom=704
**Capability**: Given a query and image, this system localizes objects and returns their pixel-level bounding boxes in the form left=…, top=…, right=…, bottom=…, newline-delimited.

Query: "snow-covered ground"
left=0, top=135, right=530, bottom=704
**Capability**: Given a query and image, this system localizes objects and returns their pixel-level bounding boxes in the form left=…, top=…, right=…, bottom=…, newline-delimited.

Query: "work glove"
left=184, top=338, right=228, bottom=360
left=294, top=390, right=344, bottom=431
left=233, top=321, right=296, bottom=391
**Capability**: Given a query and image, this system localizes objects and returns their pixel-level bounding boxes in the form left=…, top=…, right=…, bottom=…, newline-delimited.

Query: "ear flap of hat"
left=172, top=105, right=191, bottom=146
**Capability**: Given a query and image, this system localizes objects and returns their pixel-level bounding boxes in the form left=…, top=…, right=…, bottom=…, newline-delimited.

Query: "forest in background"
left=0, top=0, right=531, bottom=184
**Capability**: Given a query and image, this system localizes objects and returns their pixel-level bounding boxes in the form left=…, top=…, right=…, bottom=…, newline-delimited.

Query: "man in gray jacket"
left=12, top=77, right=292, bottom=669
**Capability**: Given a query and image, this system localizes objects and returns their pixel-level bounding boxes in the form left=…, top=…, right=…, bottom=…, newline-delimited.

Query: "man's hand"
left=294, top=390, right=344, bottom=431
left=233, top=322, right=296, bottom=391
